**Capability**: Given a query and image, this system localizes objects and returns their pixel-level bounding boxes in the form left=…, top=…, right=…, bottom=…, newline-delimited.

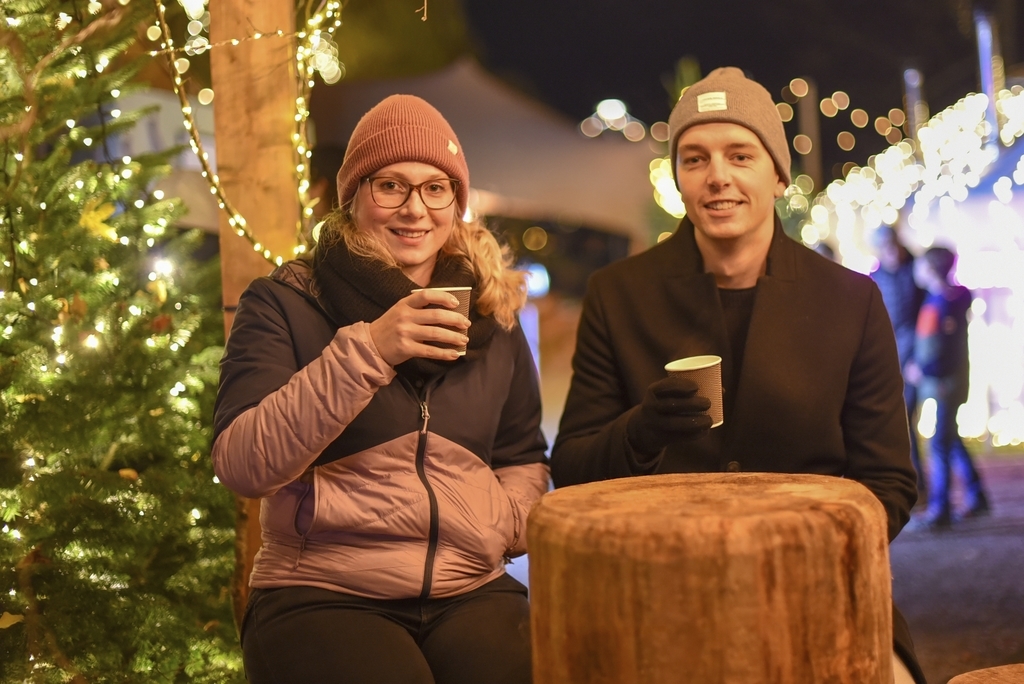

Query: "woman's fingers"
left=369, top=299, right=470, bottom=367
left=411, top=307, right=470, bottom=330
left=407, top=289, right=460, bottom=309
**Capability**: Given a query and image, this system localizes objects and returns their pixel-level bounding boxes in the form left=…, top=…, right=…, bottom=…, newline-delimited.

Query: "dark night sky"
left=462, top=0, right=1019, bottom=180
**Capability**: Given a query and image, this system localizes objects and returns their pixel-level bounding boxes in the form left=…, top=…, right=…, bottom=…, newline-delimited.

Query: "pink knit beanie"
left=668, top=67, right=792, bottom=185
left=336, top=94, right=470, bottom=211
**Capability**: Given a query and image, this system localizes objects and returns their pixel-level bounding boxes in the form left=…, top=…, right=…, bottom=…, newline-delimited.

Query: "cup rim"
left=665, top=355, right=722, bottom=372
left=410, top=286, right=472, bottom=292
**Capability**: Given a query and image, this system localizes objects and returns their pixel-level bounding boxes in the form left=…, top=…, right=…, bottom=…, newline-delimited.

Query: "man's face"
left=675, top=122, right=786, bottom=245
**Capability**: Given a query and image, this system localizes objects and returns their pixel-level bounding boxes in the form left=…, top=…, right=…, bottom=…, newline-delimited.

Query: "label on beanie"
left=697, top=91, right=728, bottom=112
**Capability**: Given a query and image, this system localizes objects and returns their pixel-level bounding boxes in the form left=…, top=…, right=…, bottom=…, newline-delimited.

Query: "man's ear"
left=774, top=175, right=787, bottom=198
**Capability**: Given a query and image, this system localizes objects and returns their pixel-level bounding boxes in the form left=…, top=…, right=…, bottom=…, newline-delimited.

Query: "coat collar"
left=659, top=213, right=797, bottom=283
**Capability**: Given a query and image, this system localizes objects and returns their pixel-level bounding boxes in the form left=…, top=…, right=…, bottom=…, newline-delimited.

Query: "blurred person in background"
left=904, top=246, right=989, bottom=531
left=871, top=226, right=926, bottom=500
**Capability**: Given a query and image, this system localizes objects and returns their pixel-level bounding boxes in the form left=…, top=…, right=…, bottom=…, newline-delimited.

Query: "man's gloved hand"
left=626, top=375, right=713, bottom=456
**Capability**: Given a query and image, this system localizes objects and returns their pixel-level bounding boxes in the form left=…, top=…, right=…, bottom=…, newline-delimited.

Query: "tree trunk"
left=209, top=0, right=299, bottom=633
left=528, top=473, right=894, bottom=683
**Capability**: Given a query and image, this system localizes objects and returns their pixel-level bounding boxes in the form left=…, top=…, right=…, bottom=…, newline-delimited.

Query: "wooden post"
left=529, top=473, right=894, bottom=683
left=209, top=0, right=300, bottom=631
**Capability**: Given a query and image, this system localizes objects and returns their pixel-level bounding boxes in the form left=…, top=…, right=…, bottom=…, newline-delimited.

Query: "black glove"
left=626, top=375, right=713, bottom=456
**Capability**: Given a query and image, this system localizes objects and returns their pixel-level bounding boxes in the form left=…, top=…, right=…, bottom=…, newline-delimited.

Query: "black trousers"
left=241, top=573, right=532, bottom=684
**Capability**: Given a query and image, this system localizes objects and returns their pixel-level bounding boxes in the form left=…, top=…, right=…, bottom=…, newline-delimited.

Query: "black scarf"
left=311, top=238, right=496, bottom=382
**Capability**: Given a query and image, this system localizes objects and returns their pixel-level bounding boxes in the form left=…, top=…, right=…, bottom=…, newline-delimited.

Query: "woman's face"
left=351, top=161, right=457, bottom=286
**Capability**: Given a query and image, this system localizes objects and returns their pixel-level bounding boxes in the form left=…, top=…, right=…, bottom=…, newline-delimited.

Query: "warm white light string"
left=150, top=0, right=343, bottom=265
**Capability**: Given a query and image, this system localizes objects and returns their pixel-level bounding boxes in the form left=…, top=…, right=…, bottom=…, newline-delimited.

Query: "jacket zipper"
left=415, top=391, right=440, bottom=599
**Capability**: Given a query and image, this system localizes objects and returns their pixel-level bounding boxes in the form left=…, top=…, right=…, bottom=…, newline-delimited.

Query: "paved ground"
left=892, top=451, right=1024, bottom=683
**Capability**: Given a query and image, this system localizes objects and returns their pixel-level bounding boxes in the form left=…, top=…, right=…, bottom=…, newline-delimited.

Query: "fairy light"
left=152, top=0, right=344, bottom=265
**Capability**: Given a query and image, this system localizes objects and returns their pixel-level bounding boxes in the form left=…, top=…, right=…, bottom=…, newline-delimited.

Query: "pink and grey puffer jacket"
left=212, top=261, right=550, bottom=600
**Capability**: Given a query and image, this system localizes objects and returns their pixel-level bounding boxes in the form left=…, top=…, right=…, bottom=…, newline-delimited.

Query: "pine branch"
left=0, top=6, right=131, bottom=143
left=16, top=546, right=87, bottom=682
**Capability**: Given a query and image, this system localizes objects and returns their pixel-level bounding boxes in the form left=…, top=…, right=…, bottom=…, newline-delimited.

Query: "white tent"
left=309, top=58, right=659, bottom=245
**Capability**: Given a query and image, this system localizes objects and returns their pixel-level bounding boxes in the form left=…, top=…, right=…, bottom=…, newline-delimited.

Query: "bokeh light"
left=777, top=102, right=794, bottom=122
left=650, top=121, right=670, bottom=142
left=837, top=131, right=856, bottom=151
left=851, top=109, right=869, bottom=128
left=793, top=134, right=813, bottom=155
left=522, top=226, right=548, bottom=251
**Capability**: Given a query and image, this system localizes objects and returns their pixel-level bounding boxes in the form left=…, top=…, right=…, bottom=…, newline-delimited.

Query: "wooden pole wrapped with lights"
left=149, top=0, right=344, bottom=628
left=203, top=0, right=299, bottom=629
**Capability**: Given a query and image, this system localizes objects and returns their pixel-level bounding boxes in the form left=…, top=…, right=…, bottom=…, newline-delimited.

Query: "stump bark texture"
left=948, top=664, right=1024, bottom=683
left=528, top=473, right=893, bottom=683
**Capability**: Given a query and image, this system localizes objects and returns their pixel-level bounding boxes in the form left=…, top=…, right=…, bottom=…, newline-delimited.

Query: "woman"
left=212, top=95, right=549, bottom=684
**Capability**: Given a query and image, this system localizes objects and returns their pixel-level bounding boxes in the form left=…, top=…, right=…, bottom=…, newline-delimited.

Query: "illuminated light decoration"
left=811, top=87, right=1024, bottom=445
left=820, top=98, right=839, bottom=118
left=837, top=131, right=856, bottom=151
left=649, top=157, right=686, bottom=219
left=623, top=121, right=646, bottom=142
left=579, top=116, right=603, bottom=138
left=650, top=122, right=670, bottom=142
left=793, top=134, right=813, bottom=155
left=888, top=108, right=907, bottom=127
left=832, top=91, right=850, bottom=110
left=789, top=78, right=809, bottom=98
left=580, top=99, right=649, bottom=143
left=152, top=0, right=344, bottom=265
left=776, top=102, right=794, bottom=122
left=522, top=226, right=548, bottom=251
left=851, top=109, right=869, bottom=128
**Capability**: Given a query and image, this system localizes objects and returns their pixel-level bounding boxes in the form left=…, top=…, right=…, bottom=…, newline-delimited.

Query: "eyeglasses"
left=364, top=176, right=459, bottom=210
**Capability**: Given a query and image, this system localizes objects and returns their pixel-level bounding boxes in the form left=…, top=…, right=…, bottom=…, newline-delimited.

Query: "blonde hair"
left=317, top=206, right=527, bottom=331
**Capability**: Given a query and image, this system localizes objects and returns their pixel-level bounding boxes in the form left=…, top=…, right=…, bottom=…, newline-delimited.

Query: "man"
left=551, top=67, right=924, bottom=683
left=871, top=226, right=927, bottom=498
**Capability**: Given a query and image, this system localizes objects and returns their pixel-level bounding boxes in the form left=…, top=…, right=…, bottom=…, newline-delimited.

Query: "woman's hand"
left=368, top=290, right=471, bottom=366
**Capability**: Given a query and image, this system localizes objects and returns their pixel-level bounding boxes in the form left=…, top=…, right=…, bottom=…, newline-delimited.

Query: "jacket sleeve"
left=842, top=284, right=919, bottom=541
left=212, top=282, right=396, bottom=498
left=550, top=277, right=660, bottom=488
left=490, top=324, right=550, bottom=556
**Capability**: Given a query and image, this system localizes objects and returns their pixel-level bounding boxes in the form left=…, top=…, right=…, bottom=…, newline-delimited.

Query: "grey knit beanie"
left=668, top=67, right=791, bottom=185
left=337, top=94, right=470, bottom=211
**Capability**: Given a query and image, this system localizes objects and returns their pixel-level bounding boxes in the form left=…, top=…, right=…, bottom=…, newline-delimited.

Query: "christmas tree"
left=1, top=1, right=241, bottom=680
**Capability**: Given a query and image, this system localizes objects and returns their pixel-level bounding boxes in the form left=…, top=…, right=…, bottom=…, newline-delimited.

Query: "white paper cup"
left=411, top=286, right=471, bottom=355
left=664, top=355, right=724, bottom=428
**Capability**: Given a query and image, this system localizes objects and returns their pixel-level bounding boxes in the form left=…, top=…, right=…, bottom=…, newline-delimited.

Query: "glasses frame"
left=363, top=176, right=461, bottom=210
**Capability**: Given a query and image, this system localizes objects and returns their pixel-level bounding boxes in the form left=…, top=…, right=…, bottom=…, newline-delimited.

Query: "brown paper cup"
left=664, top=355, right=724, bottom=428
left=411, top=286, right=471, bottom=355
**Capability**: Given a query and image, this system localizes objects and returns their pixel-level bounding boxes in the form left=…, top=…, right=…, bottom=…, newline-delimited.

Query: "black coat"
left=552, top=217, right=925, bottom=682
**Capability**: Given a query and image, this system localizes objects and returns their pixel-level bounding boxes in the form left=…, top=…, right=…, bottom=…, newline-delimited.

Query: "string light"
left=150, top=1, right=344, bottom=265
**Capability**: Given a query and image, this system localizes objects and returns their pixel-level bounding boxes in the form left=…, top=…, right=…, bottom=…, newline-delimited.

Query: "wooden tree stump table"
left=948, top=664, right=1024, bottom=683
left=528, top=473, right=894, bottom=683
